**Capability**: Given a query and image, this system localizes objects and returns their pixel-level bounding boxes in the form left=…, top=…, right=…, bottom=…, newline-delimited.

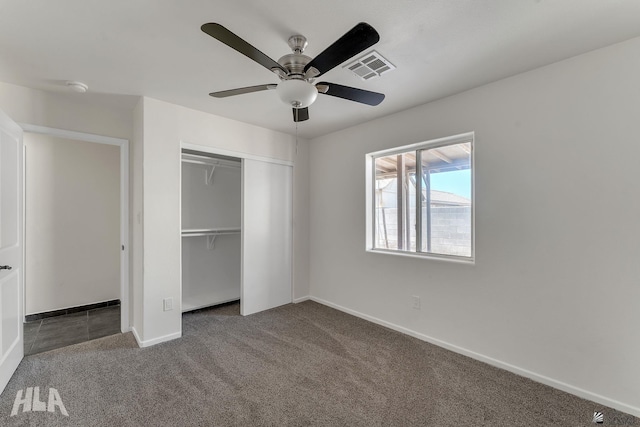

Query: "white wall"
left=0, top=83, right=133, bottom=140
left=24, top=133, right=120, bottom=314
left=137, top=97, right=306, bottom=345
left=293, top=138, right=310, bottom=300
left=308, top=37, right=640, bottom=415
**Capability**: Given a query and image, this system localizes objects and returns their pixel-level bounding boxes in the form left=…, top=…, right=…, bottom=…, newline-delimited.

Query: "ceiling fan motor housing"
left=277, top=53, right=312, bottom=77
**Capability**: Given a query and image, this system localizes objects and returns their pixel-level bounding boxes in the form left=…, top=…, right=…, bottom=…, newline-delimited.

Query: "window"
left=366, top=133, right=474, bottom=261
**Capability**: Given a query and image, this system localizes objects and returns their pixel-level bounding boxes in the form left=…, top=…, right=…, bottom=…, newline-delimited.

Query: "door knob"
left=0, top=265, right=12, bottom=270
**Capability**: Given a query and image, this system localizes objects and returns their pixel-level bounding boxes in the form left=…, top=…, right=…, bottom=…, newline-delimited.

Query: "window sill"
left=366, top=248, right=475, bottom=265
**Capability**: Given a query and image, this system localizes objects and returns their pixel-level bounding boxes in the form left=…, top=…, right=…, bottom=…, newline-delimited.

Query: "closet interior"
left=181, top=150, right=241, bottom=312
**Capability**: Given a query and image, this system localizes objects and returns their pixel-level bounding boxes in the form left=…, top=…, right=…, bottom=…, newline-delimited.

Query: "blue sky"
left=429, top=170, right=471, bottom=199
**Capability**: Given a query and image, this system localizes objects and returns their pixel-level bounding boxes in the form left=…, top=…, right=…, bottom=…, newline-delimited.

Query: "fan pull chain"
left=295, top=121, right=299, bottom=157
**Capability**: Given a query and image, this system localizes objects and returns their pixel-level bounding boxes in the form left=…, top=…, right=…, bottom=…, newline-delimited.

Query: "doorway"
left=20, top=125, right=129, bottom=354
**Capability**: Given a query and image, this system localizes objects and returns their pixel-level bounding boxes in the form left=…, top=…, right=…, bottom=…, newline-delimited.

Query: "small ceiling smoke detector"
left=65, top=81, right=88, bottom=93
left=343, top=50, right=395, bottom=81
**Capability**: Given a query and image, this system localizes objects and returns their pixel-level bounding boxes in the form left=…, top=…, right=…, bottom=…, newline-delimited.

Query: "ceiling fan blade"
left=317, top=82, right=385, bottom=106
left=201, top=23, right=288, bottom=74
left=304, top=23, right=380, bottom=77
left=209, top=84, right=276, bottom=98
left=293, top=107, right=309, bottom=122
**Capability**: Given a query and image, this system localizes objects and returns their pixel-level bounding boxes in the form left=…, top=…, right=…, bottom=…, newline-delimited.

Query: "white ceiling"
left=1, top=0, right=639, bottom=139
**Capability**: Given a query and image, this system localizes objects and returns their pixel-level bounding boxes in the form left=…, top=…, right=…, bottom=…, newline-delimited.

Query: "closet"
left=181, top=147, right=293, bottom=316
left=181, top=150, right=242, bottom=312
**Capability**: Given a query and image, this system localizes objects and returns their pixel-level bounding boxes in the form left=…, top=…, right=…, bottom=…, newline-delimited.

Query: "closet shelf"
left=181, top=153, right=241, bottom=168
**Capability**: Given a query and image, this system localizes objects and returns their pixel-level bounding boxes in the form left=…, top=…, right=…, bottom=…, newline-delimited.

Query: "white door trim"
left=181, top=141, right=294, bottom=167
left=18, top=124, right=131, bottom=333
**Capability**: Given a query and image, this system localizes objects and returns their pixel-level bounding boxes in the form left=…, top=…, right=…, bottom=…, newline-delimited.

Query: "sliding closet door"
left=241, top=159, right=292, bottom=316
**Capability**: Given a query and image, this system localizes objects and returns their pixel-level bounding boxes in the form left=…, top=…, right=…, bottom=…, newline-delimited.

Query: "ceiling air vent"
left=343, top=50, right=395, bottom=81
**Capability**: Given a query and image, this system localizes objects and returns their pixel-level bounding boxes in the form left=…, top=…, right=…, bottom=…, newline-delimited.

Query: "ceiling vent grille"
left=344, top=50, right=395, bottom=81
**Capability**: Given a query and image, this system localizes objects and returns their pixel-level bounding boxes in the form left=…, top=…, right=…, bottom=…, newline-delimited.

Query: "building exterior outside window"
left=366, top=132, right=474, bottom=262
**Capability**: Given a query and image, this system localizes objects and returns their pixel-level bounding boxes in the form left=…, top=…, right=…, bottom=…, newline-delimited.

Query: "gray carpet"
left=0, top=301, right=637, bottom=426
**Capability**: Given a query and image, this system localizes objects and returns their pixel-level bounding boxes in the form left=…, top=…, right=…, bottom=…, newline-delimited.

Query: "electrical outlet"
left=163, top=297, right=173, bottom=311
left=411, top=295, right=421, bottom=310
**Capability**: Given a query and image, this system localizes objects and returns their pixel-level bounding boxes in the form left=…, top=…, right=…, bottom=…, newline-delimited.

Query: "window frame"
left=365, top=132, right=475, bottom=263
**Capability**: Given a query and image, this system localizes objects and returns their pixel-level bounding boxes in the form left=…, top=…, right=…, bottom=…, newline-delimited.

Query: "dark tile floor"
left=24, top=305, right=121, bottom=356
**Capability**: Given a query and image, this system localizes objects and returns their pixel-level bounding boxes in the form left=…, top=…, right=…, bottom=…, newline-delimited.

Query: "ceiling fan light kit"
left=276, top=79, right=318, bottom=108
left=201, top=22, right=385, bottom=123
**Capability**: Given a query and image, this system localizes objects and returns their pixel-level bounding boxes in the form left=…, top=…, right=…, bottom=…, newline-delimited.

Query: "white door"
left=0, top=110, right=23, bottom=394
left=241, top=159, right=292, bottom=316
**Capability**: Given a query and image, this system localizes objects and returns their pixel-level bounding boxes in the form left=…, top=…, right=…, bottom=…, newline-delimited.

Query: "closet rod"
left=183, top=231, right=240, bottom=237
left=181, top=227, right=241, bottom=237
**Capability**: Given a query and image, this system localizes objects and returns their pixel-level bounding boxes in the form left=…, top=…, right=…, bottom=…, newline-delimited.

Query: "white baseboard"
left=130, top=327, right=143, bottom=348
left=293, top=296, right=310, bottom=304
left=309, top=296, right=640, bottom=418
left=130, top=327, right=181, bottom=348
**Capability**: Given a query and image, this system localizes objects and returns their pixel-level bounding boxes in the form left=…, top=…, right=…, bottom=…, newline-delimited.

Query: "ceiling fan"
left=201, top=22, right=385, bottom=122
